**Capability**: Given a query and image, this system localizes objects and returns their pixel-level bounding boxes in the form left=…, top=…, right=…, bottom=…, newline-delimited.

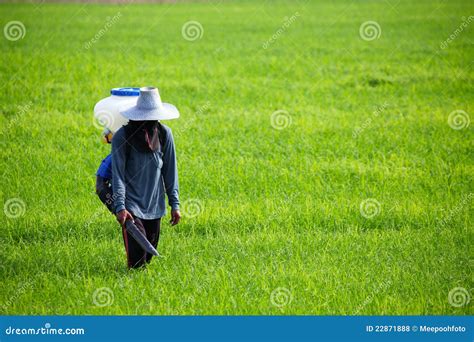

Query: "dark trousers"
left=96, top=176, right=115, bottom=213
left=122, top=216, right=161, bottom=269
left=96, top=176, right=161, bottom=269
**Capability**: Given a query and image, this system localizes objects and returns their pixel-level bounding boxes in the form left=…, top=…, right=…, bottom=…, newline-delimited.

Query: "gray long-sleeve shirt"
left=111, top=124, right=179, bottom=220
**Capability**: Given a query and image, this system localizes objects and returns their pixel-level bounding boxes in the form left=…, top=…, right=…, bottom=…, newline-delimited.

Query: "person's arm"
left=161, top=127, right=181, bottom=225
left=111, top=129, right=133, bottom=224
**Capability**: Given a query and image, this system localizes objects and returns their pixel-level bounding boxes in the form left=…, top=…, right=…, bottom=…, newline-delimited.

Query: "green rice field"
left=0, top=0, right=472, bottom=315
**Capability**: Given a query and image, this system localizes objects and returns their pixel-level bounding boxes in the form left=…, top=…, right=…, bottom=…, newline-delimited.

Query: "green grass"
left=0, top=0, right=472, bottom=315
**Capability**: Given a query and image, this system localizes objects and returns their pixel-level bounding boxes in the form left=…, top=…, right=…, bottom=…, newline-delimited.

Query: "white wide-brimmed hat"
left=120, top=86, right=179, bottom=121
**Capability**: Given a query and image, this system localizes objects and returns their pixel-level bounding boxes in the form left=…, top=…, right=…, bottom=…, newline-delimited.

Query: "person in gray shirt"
left=111, top=87, right=181, bottom=268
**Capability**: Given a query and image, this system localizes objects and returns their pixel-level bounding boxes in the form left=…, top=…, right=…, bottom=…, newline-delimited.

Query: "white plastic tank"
left=93, top=87, right=140, bottom=134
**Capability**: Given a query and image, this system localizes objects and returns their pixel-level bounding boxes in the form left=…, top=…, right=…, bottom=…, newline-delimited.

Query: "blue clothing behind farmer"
left=95, top=153, right=114, bottom=213
left=96, top=154, right=112, bottom=180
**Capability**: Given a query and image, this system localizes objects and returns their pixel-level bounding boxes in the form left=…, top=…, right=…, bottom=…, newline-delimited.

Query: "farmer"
left=111, top=87, right=181, bottom=269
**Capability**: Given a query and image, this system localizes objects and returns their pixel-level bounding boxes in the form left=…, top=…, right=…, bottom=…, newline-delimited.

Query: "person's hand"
left=170, top=209, right=181, bottom=226
left=116, top=209, right=134, bottom=225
